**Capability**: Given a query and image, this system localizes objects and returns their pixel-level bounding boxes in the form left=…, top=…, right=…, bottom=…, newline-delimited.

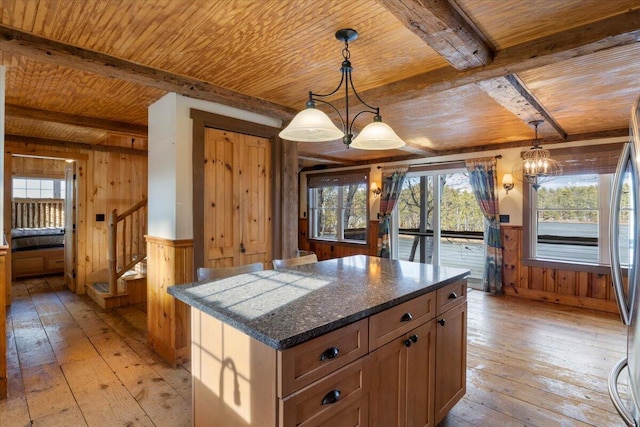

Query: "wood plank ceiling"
left=1, top=0, right=639, bottom=166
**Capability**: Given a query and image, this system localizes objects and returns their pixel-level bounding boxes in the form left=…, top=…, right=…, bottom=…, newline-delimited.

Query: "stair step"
left=86, top=282, right=129, bottom=310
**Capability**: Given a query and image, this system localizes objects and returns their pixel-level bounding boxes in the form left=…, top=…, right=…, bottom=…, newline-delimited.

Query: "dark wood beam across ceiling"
left=0, top=24, right=296, bottom=121
left=5, top=134, right=148, bottom=156
left=377, top=0, right=571, bottom=140
left=6, top=104, right=148, bottom=137
left=376, top=0, right=492, bottom=69
left=350, top=7, right=640, bottom=111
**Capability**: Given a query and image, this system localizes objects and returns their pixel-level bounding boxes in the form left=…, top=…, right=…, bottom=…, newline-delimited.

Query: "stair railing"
left=108, top=197, right=147, bottom=296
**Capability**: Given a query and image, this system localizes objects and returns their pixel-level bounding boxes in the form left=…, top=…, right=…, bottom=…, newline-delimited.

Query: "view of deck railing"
left=12, top=198, right=64, bottom=228
left=108, top=198, right=147, bottom=296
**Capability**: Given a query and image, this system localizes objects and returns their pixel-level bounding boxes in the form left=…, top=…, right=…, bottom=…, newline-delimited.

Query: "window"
left=13, top=177, right=65, bottom=199
left=524, top=143, right=623, bottom=266
left=308, top=170, right=369, bottom=243
left=394, top=168, right=485, bottom=286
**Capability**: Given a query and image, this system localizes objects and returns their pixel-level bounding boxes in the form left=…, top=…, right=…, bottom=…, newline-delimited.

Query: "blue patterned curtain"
left=377, top=171, right=407, bottom=258
left=465, top=158, right=502, bottom=295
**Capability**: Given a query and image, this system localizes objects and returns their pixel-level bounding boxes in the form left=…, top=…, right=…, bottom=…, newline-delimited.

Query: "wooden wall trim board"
left=501, top=225, right=618, bottom=314
left=146, top=236, right=193, bottom=366
left=0, top=244, right=7, bottom=399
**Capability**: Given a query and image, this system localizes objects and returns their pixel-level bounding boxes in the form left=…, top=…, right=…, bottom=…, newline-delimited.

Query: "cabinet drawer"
left=436, top=280, right=466, bottom=315
left=279, top=357, right=369, bottom=427
left=278, top=319, right=368, bottom=397
left=369, top=292, right=435, bottom=350
left=47, top=256, right=65, bottom=269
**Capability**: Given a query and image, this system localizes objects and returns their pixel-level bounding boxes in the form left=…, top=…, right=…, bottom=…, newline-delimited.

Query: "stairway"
left=86, top=260, right=147, bottom=309
left=84, top=198, right=147, bottom=310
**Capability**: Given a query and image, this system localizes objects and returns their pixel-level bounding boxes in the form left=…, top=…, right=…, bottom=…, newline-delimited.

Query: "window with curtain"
left=308, top=169, right=369, bottom=243
left=524, top=143, right=624, bottom=266
left=393, top=167, right=485, bottom=287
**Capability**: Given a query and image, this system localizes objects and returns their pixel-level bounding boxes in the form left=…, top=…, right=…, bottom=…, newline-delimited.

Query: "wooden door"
left=204, top=128, right=271, bottom=268
left=406, top=320, right=436, bottom=427
left=64, top=161, right=77, bottom=291
left=435, top=302, right=467, bottom=425
left=369, top=335, right=406, bottom=427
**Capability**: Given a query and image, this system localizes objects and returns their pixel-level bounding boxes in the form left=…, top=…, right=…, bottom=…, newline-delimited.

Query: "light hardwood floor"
left=1, top=276, right=191, bottom=426
left=0, top=276, right=630, bottom=426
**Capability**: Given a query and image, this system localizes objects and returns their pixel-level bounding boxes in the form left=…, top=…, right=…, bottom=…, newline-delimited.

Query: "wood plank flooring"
left=1, top=276, right=191, bottom=426
left=0, top=276, right=630, bottom=426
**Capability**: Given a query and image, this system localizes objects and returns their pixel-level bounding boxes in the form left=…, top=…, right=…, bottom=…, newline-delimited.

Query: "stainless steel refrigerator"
left=609, top=97, right=640, bottom=426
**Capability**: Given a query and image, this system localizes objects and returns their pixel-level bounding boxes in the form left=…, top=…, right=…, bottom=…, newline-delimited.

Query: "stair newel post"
left=108, top=208, right=119, bottom=296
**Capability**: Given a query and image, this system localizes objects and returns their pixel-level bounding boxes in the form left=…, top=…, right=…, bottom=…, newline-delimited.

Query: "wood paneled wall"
left=5, top=136, right=147, bottom=297
left=502, top=226, right=617, bottom=313
left=146, top=236, right=193, bottom=366
left=11, top=156, right=66, bottom=178
left=298, top=218, right=378, bottom=260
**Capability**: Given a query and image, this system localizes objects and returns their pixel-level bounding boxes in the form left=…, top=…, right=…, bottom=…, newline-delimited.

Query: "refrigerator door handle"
left=611, top=142, right=633, bottom=325
left=609, top=356, right=636, bottom=426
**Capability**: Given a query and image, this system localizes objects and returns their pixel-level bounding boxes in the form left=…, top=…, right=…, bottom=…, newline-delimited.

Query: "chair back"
left=272, top=253, right=318, bottom=269
left=197, top=262, right=264, bottom=282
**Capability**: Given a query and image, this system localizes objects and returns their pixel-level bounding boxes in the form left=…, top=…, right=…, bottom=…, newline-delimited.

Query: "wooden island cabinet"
left=168, top=255, right=469, bottom=427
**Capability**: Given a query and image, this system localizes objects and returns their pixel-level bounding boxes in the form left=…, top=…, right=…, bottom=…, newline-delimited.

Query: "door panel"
left=204, top=128, right=271, bottom=268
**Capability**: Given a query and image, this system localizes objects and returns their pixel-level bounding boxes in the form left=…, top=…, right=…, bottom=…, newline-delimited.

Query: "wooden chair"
left=272, top=253, right=318, bottom=269
left=197, top=262, right=264, bottom=282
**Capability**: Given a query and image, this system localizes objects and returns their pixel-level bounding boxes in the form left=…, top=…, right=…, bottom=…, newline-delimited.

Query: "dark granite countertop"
left=167, top=255, right=469, bottom=350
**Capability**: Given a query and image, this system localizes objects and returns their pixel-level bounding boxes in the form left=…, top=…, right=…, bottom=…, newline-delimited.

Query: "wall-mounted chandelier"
left=278, top=28, right=406, bottom=150
left=512, top=120, right=563, bottom=190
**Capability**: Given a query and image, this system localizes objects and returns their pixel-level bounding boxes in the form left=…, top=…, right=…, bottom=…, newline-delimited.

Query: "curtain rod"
left=377, top=155, right=501, bottom=170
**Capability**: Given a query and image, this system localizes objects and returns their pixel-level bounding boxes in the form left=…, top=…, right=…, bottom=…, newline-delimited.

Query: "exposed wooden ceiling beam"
left=0, top=24, right=296, bottom=121
left=376, top=0, right=571, bottom=140
left=349, top=8, right=640, bottom=109
left=6, top=104, right=148, bottom=137
left=376, top=0, right=492, bottom=69
left=5, top=134, right=148, bottom=156
left=476, top=75, right=567, bottom=139
left=435, top=127, right=628, bottom=156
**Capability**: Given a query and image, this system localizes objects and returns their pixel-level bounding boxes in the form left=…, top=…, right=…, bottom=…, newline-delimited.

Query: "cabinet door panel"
left=406, top=320, right=436, bottom=427
left=369, top=337, right=406, bottom=427
left=435, top=301, right=467, bottom=424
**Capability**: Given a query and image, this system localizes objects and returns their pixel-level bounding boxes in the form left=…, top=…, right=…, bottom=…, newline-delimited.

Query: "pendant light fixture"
left=512, top=120, right=563, bottom=190
left=278, top=28, right=406, bottom=150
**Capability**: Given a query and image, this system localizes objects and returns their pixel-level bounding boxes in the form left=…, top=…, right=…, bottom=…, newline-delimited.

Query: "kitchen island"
left=168, top=255, right=469, bottom=426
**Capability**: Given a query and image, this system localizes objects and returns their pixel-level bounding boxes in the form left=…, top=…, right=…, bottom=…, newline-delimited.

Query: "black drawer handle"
left=448, top=292, right=458, bottom=299
left=400, top=312, right=413, bottom=322
left=319, top=346, right=339, bottom=361
left=321, top=389, right=341, bottom=405
left=438, top=318, right=446, bottom=326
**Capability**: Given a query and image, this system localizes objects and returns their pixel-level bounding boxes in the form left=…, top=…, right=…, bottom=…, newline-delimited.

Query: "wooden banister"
left=108, top=197, right=147, bottom=296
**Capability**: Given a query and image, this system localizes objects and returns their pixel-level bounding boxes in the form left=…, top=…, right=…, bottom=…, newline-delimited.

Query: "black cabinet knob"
left=410, top=334, right=418, bottom=343
left=404, top=338, right=412, bottom=347
left=321, top=389, right=341, bottom=405
left=319, top=346, right=339, bottom=361
left=438, top=318, right=446, bottom=326
left=401, top=312, right=413, bottom=322
left=448, top=292, right=458, bottom=299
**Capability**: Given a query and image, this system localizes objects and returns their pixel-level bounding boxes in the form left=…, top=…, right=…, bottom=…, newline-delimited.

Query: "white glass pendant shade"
left=350, top=120, right=406, bottom=150
left=278, top=107, right=344, bottom=142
